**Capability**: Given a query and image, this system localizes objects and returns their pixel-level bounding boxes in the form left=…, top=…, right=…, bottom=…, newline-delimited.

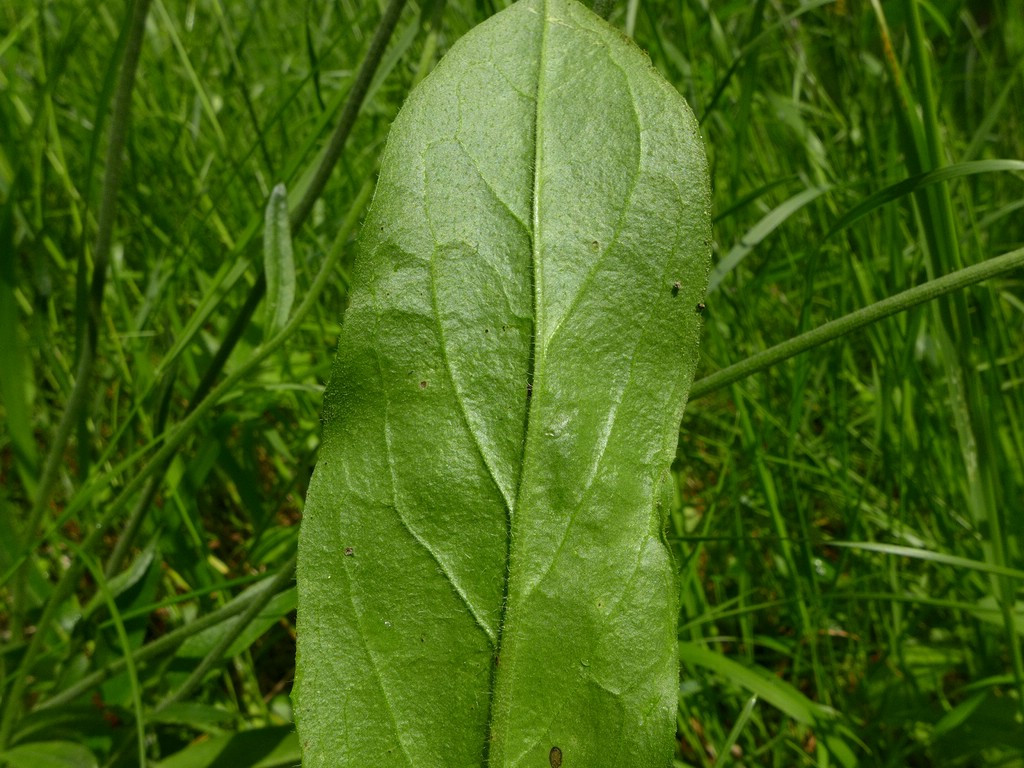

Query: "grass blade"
left=262, top=183, right=295, bottom=341
left=692, top=247, right=1024, bottom=400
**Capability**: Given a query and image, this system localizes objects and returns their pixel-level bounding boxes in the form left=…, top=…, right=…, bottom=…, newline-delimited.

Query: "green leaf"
left=930, top=689, right=1024, bottom=760
left=0, top=741, right=98, bottom=768
left=678, top=642, right=834, bottom=726
left=81, top=536, right=158, bottom=620
left=7, top=707, right=112, bottom=748
left=829, top=540, right=1024, bottom=581
left=263, top=183, right=295, bottom=341
left=825, top=158, right=1024, bottom=239
left=707, top=185, right=831, bottom=294
left=295, top=0, right=711, bottom=765
left=177, top=587, right=296, bottom=659
left=146, top=702, right=234, bottom=732
left=154, top=726, right=299, bottom=768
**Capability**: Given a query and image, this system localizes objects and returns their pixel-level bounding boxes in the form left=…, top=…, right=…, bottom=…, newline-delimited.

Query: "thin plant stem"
left=38, top=557, right=296, bottom=711
left=153, top=552, right=298, bottom=711
left=290, top=0, right=407, bottom=230
left=689, top=247, right=1024, bottom=401
left=104, top=362, right=178, bottom=577
left=71, top=545, right=148, bottom=766
left=103, top=475, right=161, bottom=578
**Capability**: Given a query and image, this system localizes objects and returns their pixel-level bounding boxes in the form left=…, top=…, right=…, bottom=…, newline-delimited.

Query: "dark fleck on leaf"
left=550, top=746, right=563, bottom=767
left=696, top=301, right=706, bottom=313
left=344, top=547, right=354, bottom=557
left=672, top=281, right=681, bottom=296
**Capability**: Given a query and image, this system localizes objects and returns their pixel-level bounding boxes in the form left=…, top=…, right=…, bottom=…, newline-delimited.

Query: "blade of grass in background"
left=892, top=0, right=1024, bottom=717
left=1, top=0, right=154, bottom=747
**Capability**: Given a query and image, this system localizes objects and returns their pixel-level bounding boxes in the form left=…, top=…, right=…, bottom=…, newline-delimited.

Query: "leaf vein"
left=524, top=297, right=660, bottom=601
left=542, top=87, right=643, bottom=350
left=372, top=329, right=499, bottom=647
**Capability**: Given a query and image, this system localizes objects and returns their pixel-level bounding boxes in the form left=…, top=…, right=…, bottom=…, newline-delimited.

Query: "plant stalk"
left=38, top=557, right=295, bottom=710
left=153, top=552, right=298, bottom=711
left=689, top=247, right=1024, bottom=401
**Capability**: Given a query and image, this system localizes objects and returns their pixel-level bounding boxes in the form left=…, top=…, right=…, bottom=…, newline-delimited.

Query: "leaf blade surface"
left=296, top=1, right=710, bottom=765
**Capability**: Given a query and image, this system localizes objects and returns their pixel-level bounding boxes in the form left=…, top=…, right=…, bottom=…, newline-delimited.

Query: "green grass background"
left=1, top=0, right=1023, bottom=765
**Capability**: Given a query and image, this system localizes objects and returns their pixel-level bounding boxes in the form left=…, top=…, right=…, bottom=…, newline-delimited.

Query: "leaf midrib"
left=484, top=0, right=549, bottom=762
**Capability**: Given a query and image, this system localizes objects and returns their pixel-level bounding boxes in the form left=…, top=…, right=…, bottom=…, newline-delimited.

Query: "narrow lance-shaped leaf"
left=263, top=183, right=295, bottom=340
left=295, top=0, right=711, bottom=765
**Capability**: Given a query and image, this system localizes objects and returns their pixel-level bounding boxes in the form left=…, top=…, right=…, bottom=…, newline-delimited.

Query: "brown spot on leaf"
left=672, top=281, right=681, bottom=296
left=419, top=380, right=428, bottom=389
left=344, top=547, right=354, bottom=557
left=550, top=746, right=563, bottom=767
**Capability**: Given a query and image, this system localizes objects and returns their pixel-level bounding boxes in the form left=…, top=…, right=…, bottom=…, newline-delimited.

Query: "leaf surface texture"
left=296, top=1, right=710, bottom=765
